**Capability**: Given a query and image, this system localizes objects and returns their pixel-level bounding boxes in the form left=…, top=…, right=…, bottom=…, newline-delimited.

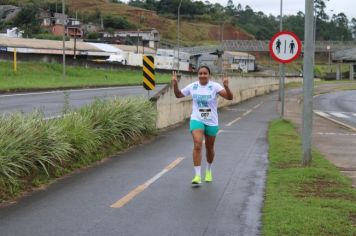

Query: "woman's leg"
left=191, top=130, right=204, bottom=167
left=205, top=134, right=216, bottom=164
left=204, top=132, right=217, bottom=182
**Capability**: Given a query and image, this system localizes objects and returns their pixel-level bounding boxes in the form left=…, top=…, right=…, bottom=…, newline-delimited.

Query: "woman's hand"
left=223, top=73, right=229, bottom=87
left=219, top=73, right=233, bottom=100
left=172, top=71, right=178, bottom=86
left=172, top=71, right=184, bottom=98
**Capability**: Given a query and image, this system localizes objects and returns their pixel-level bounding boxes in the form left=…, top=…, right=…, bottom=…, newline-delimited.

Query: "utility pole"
left=177, top=0, right=182, bottom=73
left=278, top=0, right=283, bottom=103
left=74, top=11, right=78, bottom=60
left=327, top=45, right=331, bottom=72
left=219, top=19, right=225, bottom=74
left=302, top=0, right=315, bottom=166
left=141, top=14, right=144, bottom=55
left=137, top=26, right=140, bottom=53
left=62, top=0, right=66, bottom=79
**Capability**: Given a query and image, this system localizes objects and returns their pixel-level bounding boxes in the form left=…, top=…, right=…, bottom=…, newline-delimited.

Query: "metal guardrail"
left=223, top=40, right=356, bottom=52
left=180, top=45, right=222, bottom=55
left=177, top=40, right=356, bottom=55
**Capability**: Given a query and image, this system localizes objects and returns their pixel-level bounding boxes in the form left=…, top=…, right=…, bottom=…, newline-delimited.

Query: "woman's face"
left=198, top=67, right=210, bottom=85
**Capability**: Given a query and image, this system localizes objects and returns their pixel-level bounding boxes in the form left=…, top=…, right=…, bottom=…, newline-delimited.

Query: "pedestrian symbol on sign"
left=276, top=39, right=281, bottom=54
left=269, top=31, right=302, bottom=64
left=289, top=40, right=295, bottom=54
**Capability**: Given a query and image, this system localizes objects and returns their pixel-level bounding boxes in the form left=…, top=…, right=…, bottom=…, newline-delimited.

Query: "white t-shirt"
left=181, top=80, right=224, bottom=126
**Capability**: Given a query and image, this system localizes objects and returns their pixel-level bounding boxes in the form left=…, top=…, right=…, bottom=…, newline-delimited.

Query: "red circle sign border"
left=269, top=31, right=302, bottom=64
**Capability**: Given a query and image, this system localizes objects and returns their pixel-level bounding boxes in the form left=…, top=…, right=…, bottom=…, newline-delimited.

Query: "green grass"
left=263, top=120, right=356, bottom=236
left=285, top=80, right=356, bottom=90
left=315, top=64, right=349, bottom=76
left=0, top=61, right=171, bottom=92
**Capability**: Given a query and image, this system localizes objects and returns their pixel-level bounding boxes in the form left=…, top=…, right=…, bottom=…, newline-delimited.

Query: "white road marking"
left=226, top=117, right=242, bottom=127
left=223, top=108, right=248, bottom=112
left=225, top=102, right=263, bottom=127
left=242, top=110, right=252, bottom=116
left=313, top=110, right=356, bottom=132
left=253, top=103, right=262, bottom=109
left=316, top=132, right=356, bottom=136
left=330, top=112, right=350, bottom=119
left=314, top=110, right=330, bottom=118
left=0, top=86, right=143, bottom=98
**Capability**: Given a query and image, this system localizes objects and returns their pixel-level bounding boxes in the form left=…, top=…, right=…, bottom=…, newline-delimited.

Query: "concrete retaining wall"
left=151, top=75, right=301, bottom=129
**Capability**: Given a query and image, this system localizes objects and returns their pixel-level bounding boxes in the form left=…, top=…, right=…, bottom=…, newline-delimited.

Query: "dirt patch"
left=275, top=161, right=302, bottom=169
left=296, top=178, right=355, bottom=201
left=207, top=23, right=254, bottom=40
left=349, top=213, right=356, bottom=227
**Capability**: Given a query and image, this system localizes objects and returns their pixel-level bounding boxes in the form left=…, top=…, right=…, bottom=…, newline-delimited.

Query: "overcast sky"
left=207, top=0, right=355, bottom=20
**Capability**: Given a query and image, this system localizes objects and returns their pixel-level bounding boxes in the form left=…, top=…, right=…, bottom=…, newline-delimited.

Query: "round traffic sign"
left=269, top=31, right=302, bottom=64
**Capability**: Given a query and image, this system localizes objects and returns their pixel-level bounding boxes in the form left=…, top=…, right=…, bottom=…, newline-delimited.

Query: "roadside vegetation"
left=263, top=120, right=356, bottom=235
left=284, top=79, right=356, bottom=89
left=0, top=61, right=171, bottom=92
left=0, top=96, right=157, bottom=202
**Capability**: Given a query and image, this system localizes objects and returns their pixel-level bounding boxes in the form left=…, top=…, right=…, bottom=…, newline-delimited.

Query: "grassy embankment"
left=263, top=120, right=356, bottom=235
left=0, top=61, right=171, bottom=92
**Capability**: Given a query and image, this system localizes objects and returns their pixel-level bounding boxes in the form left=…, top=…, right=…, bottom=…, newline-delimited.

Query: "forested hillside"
left=127, top=0, right=355, bottom=41
left=1, top=0, right=355, bottom=43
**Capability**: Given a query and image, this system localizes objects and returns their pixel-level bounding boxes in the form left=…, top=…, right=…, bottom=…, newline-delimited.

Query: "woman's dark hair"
left=197, top=65, right=211, bottom=75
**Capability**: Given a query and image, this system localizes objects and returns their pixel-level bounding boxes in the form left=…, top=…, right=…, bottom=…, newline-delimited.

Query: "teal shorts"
left=190, top=119, right=219, bottom=137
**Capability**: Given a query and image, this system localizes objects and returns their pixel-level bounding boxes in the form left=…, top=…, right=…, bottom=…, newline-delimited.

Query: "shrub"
left=0, top=97, right=157, bottom=201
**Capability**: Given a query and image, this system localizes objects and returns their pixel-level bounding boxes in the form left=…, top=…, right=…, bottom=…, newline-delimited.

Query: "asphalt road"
left=314, top=90, right=356, bottom=128
left=0, top=93, right=278, bottom=236
left=0, top=85, right=166, bottom=118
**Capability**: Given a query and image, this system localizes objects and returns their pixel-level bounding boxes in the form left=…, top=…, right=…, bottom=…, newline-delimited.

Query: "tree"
left=351, top=18, right=356, bottom=40
left=236, top=3, right=242, bottom=12
left=13, top=4, right=40, bottom=37
left=103, top=15, right=136, bottom=29
left=314, top=0, right=329, bottom=21
left=225, top=0, right=235, bottom=16
left=329, top=13, right=352, bottom=40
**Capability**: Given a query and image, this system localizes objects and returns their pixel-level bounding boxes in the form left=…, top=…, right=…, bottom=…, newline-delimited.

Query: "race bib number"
left=199, top=108, right=212, bottom=120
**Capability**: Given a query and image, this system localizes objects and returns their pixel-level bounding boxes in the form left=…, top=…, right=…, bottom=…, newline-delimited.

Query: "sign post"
left=269, top=31, right=302, bottom=118
left=143, top=55, right=155, bottom=98
left=302, top=0, right=315, bottom=166
left=14, top=48, right=17, bottom=73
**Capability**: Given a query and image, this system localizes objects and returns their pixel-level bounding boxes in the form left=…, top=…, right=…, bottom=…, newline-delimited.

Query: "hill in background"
left=1, top=0, right=254, bottom=46
left=68, top=0, right=254, bottom=45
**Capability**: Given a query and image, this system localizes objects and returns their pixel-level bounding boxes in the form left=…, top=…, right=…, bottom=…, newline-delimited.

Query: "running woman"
left=172, top=66, right=233, bottom=185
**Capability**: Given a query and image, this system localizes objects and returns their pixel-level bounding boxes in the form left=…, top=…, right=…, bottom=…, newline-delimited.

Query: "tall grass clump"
left=0, top=113, right=72, bottom=196
left=0, top=97, right=157, bottom=201
left=78, top=96, right=157, bottom=146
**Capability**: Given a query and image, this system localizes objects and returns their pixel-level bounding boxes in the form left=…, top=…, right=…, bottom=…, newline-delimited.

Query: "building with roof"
left=332, top=48, right=356, bottom=80
left=41, top=12, right=83, bottom=39
left=224, top=51, right=255, bottom=72
left=101, top=29, right=160, bottom=49
left=0, top=27, right=23, bottom=38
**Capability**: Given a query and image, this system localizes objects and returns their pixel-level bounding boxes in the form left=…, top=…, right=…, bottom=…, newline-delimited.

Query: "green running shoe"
left=191, top=175, right=202, bottom=185
left=205, top=170, right=213, bottom=182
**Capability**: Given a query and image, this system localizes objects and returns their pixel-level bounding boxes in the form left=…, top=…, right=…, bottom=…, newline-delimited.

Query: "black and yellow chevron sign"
left=143, top=55, right=155, bottom=90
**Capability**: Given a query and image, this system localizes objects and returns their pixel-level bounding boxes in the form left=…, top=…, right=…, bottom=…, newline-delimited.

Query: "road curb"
left=313, top=110, right=356, bottom=132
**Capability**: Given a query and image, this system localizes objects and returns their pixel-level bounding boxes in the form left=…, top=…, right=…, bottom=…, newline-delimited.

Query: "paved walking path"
left=0, top=94, right=278, bottom=236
